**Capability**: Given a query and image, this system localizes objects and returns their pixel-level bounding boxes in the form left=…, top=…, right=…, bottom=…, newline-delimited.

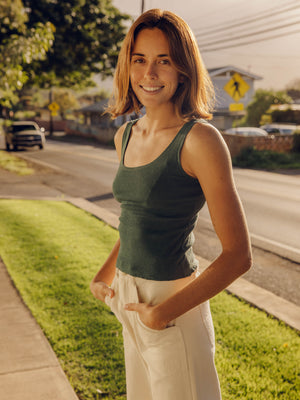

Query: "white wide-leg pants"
left=105, top=269, right=221, bottom=400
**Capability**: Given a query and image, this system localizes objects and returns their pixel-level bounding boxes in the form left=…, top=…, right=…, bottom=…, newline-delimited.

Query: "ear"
left=179, top=75, right=185, bottom=83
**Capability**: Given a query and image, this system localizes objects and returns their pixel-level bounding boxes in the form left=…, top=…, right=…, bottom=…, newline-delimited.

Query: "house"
left=78, top=99, right=112, bottom=128
left=65, top=99, right=132, bottom=143
left=208, top=66, right=262, bottom=130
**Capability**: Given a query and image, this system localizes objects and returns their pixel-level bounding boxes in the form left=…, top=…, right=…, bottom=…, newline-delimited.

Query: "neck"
left=142, top=103, right=183, bottom=132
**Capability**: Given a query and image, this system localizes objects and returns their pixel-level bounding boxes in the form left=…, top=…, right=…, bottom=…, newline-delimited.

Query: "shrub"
left=292, top=133, right=300, bottom=153
left=233, top=147, right=300, bottom=170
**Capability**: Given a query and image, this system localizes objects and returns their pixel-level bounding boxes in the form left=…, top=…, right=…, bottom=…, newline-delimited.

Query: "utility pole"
left=49, top=88, right=53, bottom=137
left=141, top=0, right=144, bottom=13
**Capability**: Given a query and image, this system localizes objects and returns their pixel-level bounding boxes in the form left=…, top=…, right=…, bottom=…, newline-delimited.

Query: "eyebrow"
left=131, top=53, right=169, bottom=57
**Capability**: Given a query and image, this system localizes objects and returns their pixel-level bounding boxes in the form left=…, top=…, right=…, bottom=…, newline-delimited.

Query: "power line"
left=196, top=11, right=300, bottom=44
left=198, top=19, right=300, bottom=48
left=200, top=27, right=300, bottom=52
left=188, top=0, right=251, bottom=25
left=194, top=2, right=300, bottom=39
left=218, top=49, right=300, bottom=60
left=194, top=0, right=300, bottom=37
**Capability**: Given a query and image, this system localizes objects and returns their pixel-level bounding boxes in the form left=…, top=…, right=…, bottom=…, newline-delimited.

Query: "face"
left=130, top=28, right=182, bottom=110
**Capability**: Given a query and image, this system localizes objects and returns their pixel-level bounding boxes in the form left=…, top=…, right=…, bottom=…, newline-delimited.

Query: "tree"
left=0, top=0, right=54, bottom=107
left=242, top=89, right=292, bottom=127
left=22, top=0, right=130, bottom=88
left=53, top=89, right=79, bottom=119
left=286, top=78, right=300, bottom=102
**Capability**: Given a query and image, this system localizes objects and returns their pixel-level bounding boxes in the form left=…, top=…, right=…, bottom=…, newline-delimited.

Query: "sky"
left=111, top=0, right=300, bottom=91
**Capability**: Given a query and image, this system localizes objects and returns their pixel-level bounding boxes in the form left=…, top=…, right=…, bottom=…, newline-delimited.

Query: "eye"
left=132, top=57, right=144, bottom=64
left=159, top=59, right=170, bottom=65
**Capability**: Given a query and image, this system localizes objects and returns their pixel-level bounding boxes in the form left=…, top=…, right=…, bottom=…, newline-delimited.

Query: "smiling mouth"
left=140, top=85, right=164, bottom=93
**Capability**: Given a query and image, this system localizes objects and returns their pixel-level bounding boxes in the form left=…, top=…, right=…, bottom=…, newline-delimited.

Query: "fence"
left=34, top=119, right=67, bottom=132
left=64, top=121, right=116, bottom=144
left=222, top=133, right=294, bottom=157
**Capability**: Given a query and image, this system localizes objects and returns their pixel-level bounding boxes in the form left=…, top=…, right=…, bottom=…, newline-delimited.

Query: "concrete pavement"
left=0, top=165, right=299, bottom=400
left=0, top=260, right=79, bottom=400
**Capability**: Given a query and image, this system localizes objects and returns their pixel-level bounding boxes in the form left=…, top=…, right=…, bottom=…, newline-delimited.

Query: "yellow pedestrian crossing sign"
left=48, top=102, right=60, bottom=111
left=229, top=103, right=244, bottom=112
left=224, top=73, right=250, bottom=102
left=48, top=102, right=60, bottom=117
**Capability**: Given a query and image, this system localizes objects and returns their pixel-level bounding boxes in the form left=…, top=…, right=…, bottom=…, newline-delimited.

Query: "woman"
left=90, top=9, right=252, bottom=400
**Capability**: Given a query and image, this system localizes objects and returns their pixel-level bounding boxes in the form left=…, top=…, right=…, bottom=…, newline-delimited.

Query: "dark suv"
left=5, top=121, right=46, bottom=151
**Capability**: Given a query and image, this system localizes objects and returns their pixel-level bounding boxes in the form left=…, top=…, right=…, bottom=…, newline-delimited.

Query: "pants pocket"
left=104, top=274, right=119, bottom=316
left=131, top=281, right=193, bottom=399
left=136, top=314, right=193, bottom=399
left=199, top=301, right=215, bottom=350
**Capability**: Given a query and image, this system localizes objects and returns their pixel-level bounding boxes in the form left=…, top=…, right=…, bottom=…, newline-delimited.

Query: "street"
left=1, top=135, right=300, bottom=305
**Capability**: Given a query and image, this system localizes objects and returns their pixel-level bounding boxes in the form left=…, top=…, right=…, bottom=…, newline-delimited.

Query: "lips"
left=140, top=85, right=164, bottom=93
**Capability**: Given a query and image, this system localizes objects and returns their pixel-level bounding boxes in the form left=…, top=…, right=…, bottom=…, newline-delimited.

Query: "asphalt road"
left=1, top=134, right=300, bottom=306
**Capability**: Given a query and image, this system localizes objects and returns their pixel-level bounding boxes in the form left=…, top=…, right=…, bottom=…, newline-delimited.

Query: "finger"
left=105, top=287, right=115, bottom=298
left=124, top=302, right=140, bottom=311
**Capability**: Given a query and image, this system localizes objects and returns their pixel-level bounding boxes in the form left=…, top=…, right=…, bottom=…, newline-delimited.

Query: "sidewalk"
left=0, top=172, right=299, bottom=400
left=0, top=259, right=79, bottom=400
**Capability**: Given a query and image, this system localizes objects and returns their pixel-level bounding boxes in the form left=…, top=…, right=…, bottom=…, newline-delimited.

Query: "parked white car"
left=260, top=124, right=298, bottom=135
left=224, top=127, right=268, bottom=137
left=5, top=121, right=46, bottom=151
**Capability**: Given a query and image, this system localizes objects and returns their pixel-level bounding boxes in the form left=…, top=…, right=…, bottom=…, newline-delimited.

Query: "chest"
left=123, top=128, right=180, bottom=168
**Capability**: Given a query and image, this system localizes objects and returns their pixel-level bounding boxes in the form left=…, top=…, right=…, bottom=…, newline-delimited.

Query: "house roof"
left=78, top=99, right=108, bottom=113
left=208, top=65, right=262, bottom=80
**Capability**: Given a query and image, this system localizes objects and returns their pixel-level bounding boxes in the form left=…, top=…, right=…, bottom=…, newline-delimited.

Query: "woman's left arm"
left=125, top=123, right=252, bottom=329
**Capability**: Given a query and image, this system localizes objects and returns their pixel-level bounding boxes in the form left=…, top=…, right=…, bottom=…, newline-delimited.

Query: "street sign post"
left=48, top=100, right=60, bottom=136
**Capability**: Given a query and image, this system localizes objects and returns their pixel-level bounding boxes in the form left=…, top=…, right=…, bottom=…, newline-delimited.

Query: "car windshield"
left=12, top=124, right=37, bottom=132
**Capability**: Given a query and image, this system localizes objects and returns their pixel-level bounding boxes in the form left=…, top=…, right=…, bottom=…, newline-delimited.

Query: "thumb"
left=105, top=286, right=114, bottom=298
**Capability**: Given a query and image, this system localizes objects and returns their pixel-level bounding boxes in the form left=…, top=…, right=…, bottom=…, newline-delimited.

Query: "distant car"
left=260, top=124, right=297, bottom=135
left=5, top=121, right=46, bottom=151
left=224, top=127, right=268, bottom=137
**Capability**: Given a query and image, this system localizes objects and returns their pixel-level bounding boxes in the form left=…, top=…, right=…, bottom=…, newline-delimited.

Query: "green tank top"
left=112, top=119, right=206, bottom=281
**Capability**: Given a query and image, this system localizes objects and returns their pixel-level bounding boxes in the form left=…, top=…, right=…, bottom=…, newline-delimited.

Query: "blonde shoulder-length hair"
left=107, top=8, right=215, bottom=120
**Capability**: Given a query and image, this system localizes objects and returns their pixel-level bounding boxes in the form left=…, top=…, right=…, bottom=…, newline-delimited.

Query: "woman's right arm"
left=90, top=238, right=120, bottom=302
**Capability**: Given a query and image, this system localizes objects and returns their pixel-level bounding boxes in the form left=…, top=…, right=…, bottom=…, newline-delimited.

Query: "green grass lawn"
left=0, top=150, right=34, bottom=175
left=0, top=200, right=299, bottom=400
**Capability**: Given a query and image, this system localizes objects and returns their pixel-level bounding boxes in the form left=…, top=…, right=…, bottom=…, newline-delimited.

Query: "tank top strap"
left=121, top=119, right=138, bottom=159
left=121, top=118, right=199, bottom=162
left=172, top=119, right=199, bottom=154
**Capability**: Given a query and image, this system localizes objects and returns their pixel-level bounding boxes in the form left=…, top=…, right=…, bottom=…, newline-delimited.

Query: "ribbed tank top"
left=112, top=119, right=206, bottom=281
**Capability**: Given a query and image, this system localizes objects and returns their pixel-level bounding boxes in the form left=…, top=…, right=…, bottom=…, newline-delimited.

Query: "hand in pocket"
left=90, top=281, right=115, bottom=303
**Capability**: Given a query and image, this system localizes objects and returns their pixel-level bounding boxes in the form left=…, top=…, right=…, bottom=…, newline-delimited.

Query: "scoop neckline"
left=122, top=120, right=193, bottom=170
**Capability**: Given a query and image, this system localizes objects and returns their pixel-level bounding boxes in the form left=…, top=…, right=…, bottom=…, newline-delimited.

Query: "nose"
left=144, top=62, right=157, bottom=79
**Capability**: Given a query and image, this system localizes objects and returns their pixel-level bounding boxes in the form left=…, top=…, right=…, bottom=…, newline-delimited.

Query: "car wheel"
left=39, top=143, right=44, bottom=149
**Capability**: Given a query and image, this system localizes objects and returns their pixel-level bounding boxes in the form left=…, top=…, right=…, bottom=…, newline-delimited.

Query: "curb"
left=197, top=216, right=300, bottom=265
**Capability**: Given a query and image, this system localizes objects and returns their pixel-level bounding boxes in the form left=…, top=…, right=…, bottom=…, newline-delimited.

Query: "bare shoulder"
left=188, top=121, right=228, bottom=154
left=114, top=122, right=127, bottom=160
left=182, top=120, right=232, bottom=178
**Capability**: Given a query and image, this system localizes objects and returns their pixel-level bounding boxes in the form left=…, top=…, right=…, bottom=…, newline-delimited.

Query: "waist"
left=115, top=268, right=198, bottom=305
